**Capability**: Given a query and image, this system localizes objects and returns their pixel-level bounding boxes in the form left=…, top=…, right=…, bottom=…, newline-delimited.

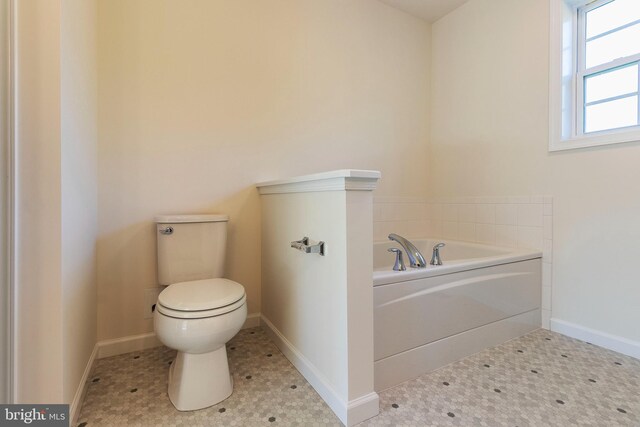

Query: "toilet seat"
left=157, top=278, right=246, bottom=319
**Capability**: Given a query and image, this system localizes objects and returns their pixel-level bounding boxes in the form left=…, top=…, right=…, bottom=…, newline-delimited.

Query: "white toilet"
left=153, top=214, right=247, bottom=412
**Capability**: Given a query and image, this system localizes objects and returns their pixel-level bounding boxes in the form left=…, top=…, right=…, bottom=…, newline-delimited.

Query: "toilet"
left=153, top=214, right=247, bottom=412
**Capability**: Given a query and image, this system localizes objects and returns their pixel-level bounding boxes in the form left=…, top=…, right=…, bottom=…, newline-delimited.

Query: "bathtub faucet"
left=430, top=243, right=445, bottom=266
left=388, top=234, right=427, bottom=268
left=387, top=248, right=406, bottom=271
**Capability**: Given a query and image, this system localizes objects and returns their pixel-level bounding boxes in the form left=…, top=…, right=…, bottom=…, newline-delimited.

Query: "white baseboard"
left=70, top=343, right=98, bottom=426
left=550, top=318, right=640, bottom=360
left=261, top=315, right=379, bottom=427
left=346, top=392, right=379, bottom=426
left=97, top=312, right=262, bottom=359
left=97, top=332, right=162, bottom=359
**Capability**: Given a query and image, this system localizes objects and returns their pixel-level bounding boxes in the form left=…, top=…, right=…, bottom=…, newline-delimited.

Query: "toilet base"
left=167, top=346, right=233, bottom=411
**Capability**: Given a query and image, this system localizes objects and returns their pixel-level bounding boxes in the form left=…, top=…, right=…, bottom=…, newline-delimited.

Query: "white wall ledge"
left=256, top=169, right=381, bottom=194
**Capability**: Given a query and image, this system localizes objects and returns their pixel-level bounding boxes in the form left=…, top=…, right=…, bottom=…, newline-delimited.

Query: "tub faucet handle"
left=388, top=248, right=406, bottom=271
left=430, top=243, right=445, bottom=266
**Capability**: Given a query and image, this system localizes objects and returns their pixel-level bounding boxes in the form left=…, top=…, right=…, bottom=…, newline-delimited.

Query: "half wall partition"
left=257, top=170, right=380, bottom=426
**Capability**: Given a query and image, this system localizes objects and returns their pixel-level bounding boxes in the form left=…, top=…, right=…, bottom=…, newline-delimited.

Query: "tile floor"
left=77, top=327, right=640, bottom=426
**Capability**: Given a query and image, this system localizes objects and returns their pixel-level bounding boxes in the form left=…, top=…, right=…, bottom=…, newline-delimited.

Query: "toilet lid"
left=158, top=278, right=245, bottom=311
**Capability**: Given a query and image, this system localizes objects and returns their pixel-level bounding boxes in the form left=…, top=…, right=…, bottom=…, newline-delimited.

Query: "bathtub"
left=373, top=239, right=542, bottom=391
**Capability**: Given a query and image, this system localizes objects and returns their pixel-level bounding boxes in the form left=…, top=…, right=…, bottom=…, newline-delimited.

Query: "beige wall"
left=61, top=0, right=98, bottom=404
left=14, top=0, right=64, bottom=403
left=431, top=0, right=640, bottom=341
left=97, top=0, right=431, bottom=340
left=14, top=0, right=98, bottom=405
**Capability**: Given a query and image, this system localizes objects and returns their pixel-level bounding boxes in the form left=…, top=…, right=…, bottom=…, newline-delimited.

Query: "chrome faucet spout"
left=388, top=233, right=427, bottom=268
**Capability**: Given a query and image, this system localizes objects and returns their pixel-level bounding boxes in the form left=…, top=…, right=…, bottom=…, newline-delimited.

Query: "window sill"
left=549, top=128, right=640, bottom=152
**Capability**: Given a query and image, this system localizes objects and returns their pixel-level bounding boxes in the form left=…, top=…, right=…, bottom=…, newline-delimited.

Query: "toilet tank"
left=155, top=214, right=229, bottom=285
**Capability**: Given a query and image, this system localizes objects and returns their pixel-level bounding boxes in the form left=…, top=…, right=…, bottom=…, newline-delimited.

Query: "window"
left=549, top=0, right=640, bottom=151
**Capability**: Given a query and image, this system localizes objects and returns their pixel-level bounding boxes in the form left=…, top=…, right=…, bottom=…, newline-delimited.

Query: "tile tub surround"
left=374, top=196, right=553, bottom=328
left=77, top=327, right=640, bottom=427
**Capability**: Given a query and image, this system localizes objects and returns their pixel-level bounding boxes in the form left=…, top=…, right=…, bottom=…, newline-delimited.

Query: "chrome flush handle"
left=159, top=226, right=174, bottom=235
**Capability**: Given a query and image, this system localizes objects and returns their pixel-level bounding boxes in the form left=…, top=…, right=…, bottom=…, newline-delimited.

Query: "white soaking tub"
left=373, top=239, right=542, bottom=391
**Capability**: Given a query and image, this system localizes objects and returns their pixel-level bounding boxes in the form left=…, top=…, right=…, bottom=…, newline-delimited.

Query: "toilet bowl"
left=154, top=278, right=247, bottom=411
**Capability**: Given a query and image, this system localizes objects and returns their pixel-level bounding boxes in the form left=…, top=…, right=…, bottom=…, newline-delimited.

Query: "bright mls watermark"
left=0, top=405, right=68, bottom=426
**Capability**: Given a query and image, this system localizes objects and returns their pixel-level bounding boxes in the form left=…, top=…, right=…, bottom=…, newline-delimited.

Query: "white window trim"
left=549, top=0, right=640, bottom=151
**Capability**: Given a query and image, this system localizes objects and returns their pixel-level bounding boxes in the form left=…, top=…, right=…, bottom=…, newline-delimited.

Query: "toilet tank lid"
left=155, top=214, right=229, bottom=223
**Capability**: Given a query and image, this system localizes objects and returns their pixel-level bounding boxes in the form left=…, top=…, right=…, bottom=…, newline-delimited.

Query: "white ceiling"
left=377, top=0, right=470, bottom=23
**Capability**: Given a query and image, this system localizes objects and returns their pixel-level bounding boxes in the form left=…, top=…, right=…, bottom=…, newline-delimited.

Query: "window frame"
left=549, top=0, right=640, bottom=151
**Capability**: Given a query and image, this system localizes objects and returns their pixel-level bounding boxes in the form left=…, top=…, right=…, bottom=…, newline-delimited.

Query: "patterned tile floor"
left=78, top=327, right=640, bottom=427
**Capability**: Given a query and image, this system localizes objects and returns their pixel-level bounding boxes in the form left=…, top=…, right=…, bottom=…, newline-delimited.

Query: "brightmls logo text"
left=0, top=405, right=68, bottom=426
left=4, top=408, right=45, bottom=424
